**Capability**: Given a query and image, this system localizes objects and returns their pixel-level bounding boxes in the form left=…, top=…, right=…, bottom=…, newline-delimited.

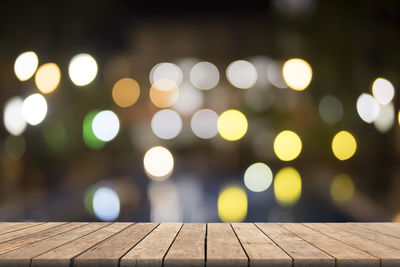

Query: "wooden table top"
left=0, top=222, right=399, bottom=266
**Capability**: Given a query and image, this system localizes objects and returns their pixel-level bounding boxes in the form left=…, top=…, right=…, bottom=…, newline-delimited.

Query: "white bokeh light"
left=92, top=110, right=120, bottom=141
left=151, top=109, right=182, bottom=140
left=190, top=61, right=220, bottom=90
left=172, top=83, right=204, bottom=116
left=267, top=61, right=287, bottom=88
left=190, top=109, right=219, bottom=139
left=68, top=53, right=98, bottom=86
left=150, top=62, right=183, bottom=86
left=22, top=93, right=48, bottom=126
left=143, top=146, right=174, bottom=180
left=372, top=78, right=395, bottom=105
left=250, top=56, right=272, bottom=87
left=14, top=51, right=39, bottom=81
left=244, top=162, right=273, bottom=192
left=356, top=93, right=380, bottom=123
left=93, top=187, right=120, bottom=221
left=226, top=60, right=257, bottom=89
left=374, top=102, right=395, bottom=133
left=3, top=97, right=27, bottom=135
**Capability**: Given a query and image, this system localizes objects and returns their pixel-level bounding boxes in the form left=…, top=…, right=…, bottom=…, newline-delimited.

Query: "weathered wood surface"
left=0, top=222, right=399, bottom=266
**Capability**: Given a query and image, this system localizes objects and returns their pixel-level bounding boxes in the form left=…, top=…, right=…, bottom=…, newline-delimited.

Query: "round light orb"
left=190, top=61, right=220, bottom=90
left=172, top=83, right=203, bottom=116
left=191, top=109, right=219, bottom=139
left=149, top=79, right=179, bottom=108
left=250, top=56, right=272, bottom=87
left=143, top=146, right=174, bottom=180
left=244, top=162, right=273, bottom=192
left=226, top=60, right=257, bottom=89
left=112, top=78, right=140, bottom=108
left=3, top=97, right=27, bottom=135
left=267, top=61, right=287, bottom=88
left=69, top=53, right=98, bottom=86
left=218, top=184, right=247, bottom=222
left=14, top=51, right=39, bottom=81
left=318, top=95, right=343, bottom=124
left=282, top=58, right=312, bottom=91
left=372, top=78, right=394, bottom=105
left=151, top=109, right=182, bottom=140
left=331, top=131, right=357, bottom=161
left=92, top=110, right=120, bottom=142
left=83, top=110, right=105, bottom=150
left=374, top=103, right=395, bottom=133
left=93, top=187, right=120, bottom=221
left=330, top=174, right=355, bottom=205
left=150, top=62, right=183, bottom=86
left=22, top=93, right=48, bottom=126
left=274, top=167, right=302, bottom=206
left=356, top=93, right=380, bottom=123
left=35, top=63, right=61, bottom=94
left=273, top=130, right=302, bottom=161
left=217, top=109, right=248, bottom=141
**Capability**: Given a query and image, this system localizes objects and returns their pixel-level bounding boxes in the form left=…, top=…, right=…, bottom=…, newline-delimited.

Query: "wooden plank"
left=206, top=223, right=248, bottom=267
left=0, top=222, right=44, bottom=236
left=306, top=223, right=400, bottom=267
left=120, top=223, right=182, bottom=267
left=329, top=223, right=400, bottom=250
left=32, top=223, right=131, bottom=267
left=0, top=223, right=83, bottom=255
left=281, top=223, right=379, bottom=266
left=0, top=222, right=65, bottom=244
left=231, top=223, right=292, bottom=267
left=356, top=223, right=400, bottom=239
left=75, top=223, right=158, bottom=267
left=256, top=223, right=334, bottom=267
left=163, top=223, right=204, bottom=267
left=0, top=223, right=104, bottom=266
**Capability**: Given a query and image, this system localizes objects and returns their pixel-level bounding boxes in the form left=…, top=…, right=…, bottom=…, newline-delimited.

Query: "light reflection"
left=274, top=167, right=302, bottom=206
left=218, top=184, right=247, bottom=222
left=330, top=174, right=355, bottom=205
left=273, top=130, right=302, bottom=161
left=3, top=97, right=27, bottom=136
left=93, top=187, right=120, bottom=221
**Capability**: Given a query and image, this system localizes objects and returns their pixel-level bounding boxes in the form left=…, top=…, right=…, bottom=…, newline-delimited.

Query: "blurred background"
left=1, top=0, right=400, bottom=223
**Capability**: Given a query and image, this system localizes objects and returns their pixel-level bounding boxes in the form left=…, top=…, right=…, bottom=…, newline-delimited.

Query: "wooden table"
left=0, top=222, right=399, bottom=266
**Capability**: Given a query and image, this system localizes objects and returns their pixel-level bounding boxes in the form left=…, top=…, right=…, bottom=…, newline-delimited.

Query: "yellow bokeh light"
left=149, top=79, right=179, bottom=108
left=112, top=78, right=140, bottom=108
left=218, top=184, right=247, bottom=222
left=332, top=131, right=357, bottom=161
left=35, top=63, right=61, bottom=94
left=398, top=110, right=400, bottom=126
left=274, top=167, right=302, bottom=206
left=282, top=58, right=312, bottom=91
left=330, top=174, right=355, bottom=205
left=217, top=109, right=248, bottom=141
left=273, top=130, right=302, bottom=161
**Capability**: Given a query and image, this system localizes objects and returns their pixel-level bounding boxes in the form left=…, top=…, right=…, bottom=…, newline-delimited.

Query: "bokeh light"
left=149, top=79, right=179, bottom=108
left=372, top=78, right=394, bottom=105
left=250, top=56, right=271, bottom=87
left=92, top=110, right=120, bottom=142
left=150, top=62, right=183, bottom=86
left=374, top=103, right=395, bottom=133
left=331, top=131, right=357, bottom=161
left=143, top=146, right=174, bottom=180
left=151, top=109, right=182, bottom=139
left=218, top=184, right=247, bottom=222
left=35, top=63, right=61, bottom=94
left=68, top=53, right=98, bottom=86
left=93, top=187, right=120, bottom=221
left=84, top=186, right=97, bottom=216
left=330, top=174, right=355, bottom=205
left=14, top=51, right=39, bottom=81
left=318, top=95, right=343, bottom=124
left=217, top=109, right=248, bottom=141
left=4, top=135, right=25, bottom=159
left=282, top=58, right=312, bottom=91
left=83, top=110, right=105, bottom=150
left=190, top=61, right=220, bottom=90
left=244, top=162, right=273, bottom=192
left=112, top=78, right=140, bottom=108
left=273, top=130, right=302, bottom=161
left=267, top=61, right=287, bottom=88
left=274, top=167, right=302, bottom=206
left=191, top=109, right=219, bottom=139
left=22, top=93, right=48, bottom=126
left=226, top=60, right=257, bottom=89
left=3, top=96, right=27, bottom=136
left=172, top=83, right=203, bottom=116
left=356, top=93, right=380, bottom=123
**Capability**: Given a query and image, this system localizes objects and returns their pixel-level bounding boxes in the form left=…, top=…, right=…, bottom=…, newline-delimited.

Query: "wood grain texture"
left=120, top=223, right=182, bottom=267
left=75, top=223, right=157, bottom=267
left=282, top=223, right=380, bottom=267
left=232, top=223, right=292, bottom=267
left=0, top=222, right=43, bottom=236
left=356, top=223, right=400, bottom=239
left=305, top=223, right=400, bottom=267
left=206, top=223, right=248, bottom=267
left=256, top=223, right=334, bottom=267
left=163, top=223, right=205, bottom=267
left=32, top=223, right=131, bottom=267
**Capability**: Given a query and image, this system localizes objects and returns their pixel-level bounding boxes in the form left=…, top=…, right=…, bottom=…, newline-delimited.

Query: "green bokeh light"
left=83, top=110, right=105, bottom=149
